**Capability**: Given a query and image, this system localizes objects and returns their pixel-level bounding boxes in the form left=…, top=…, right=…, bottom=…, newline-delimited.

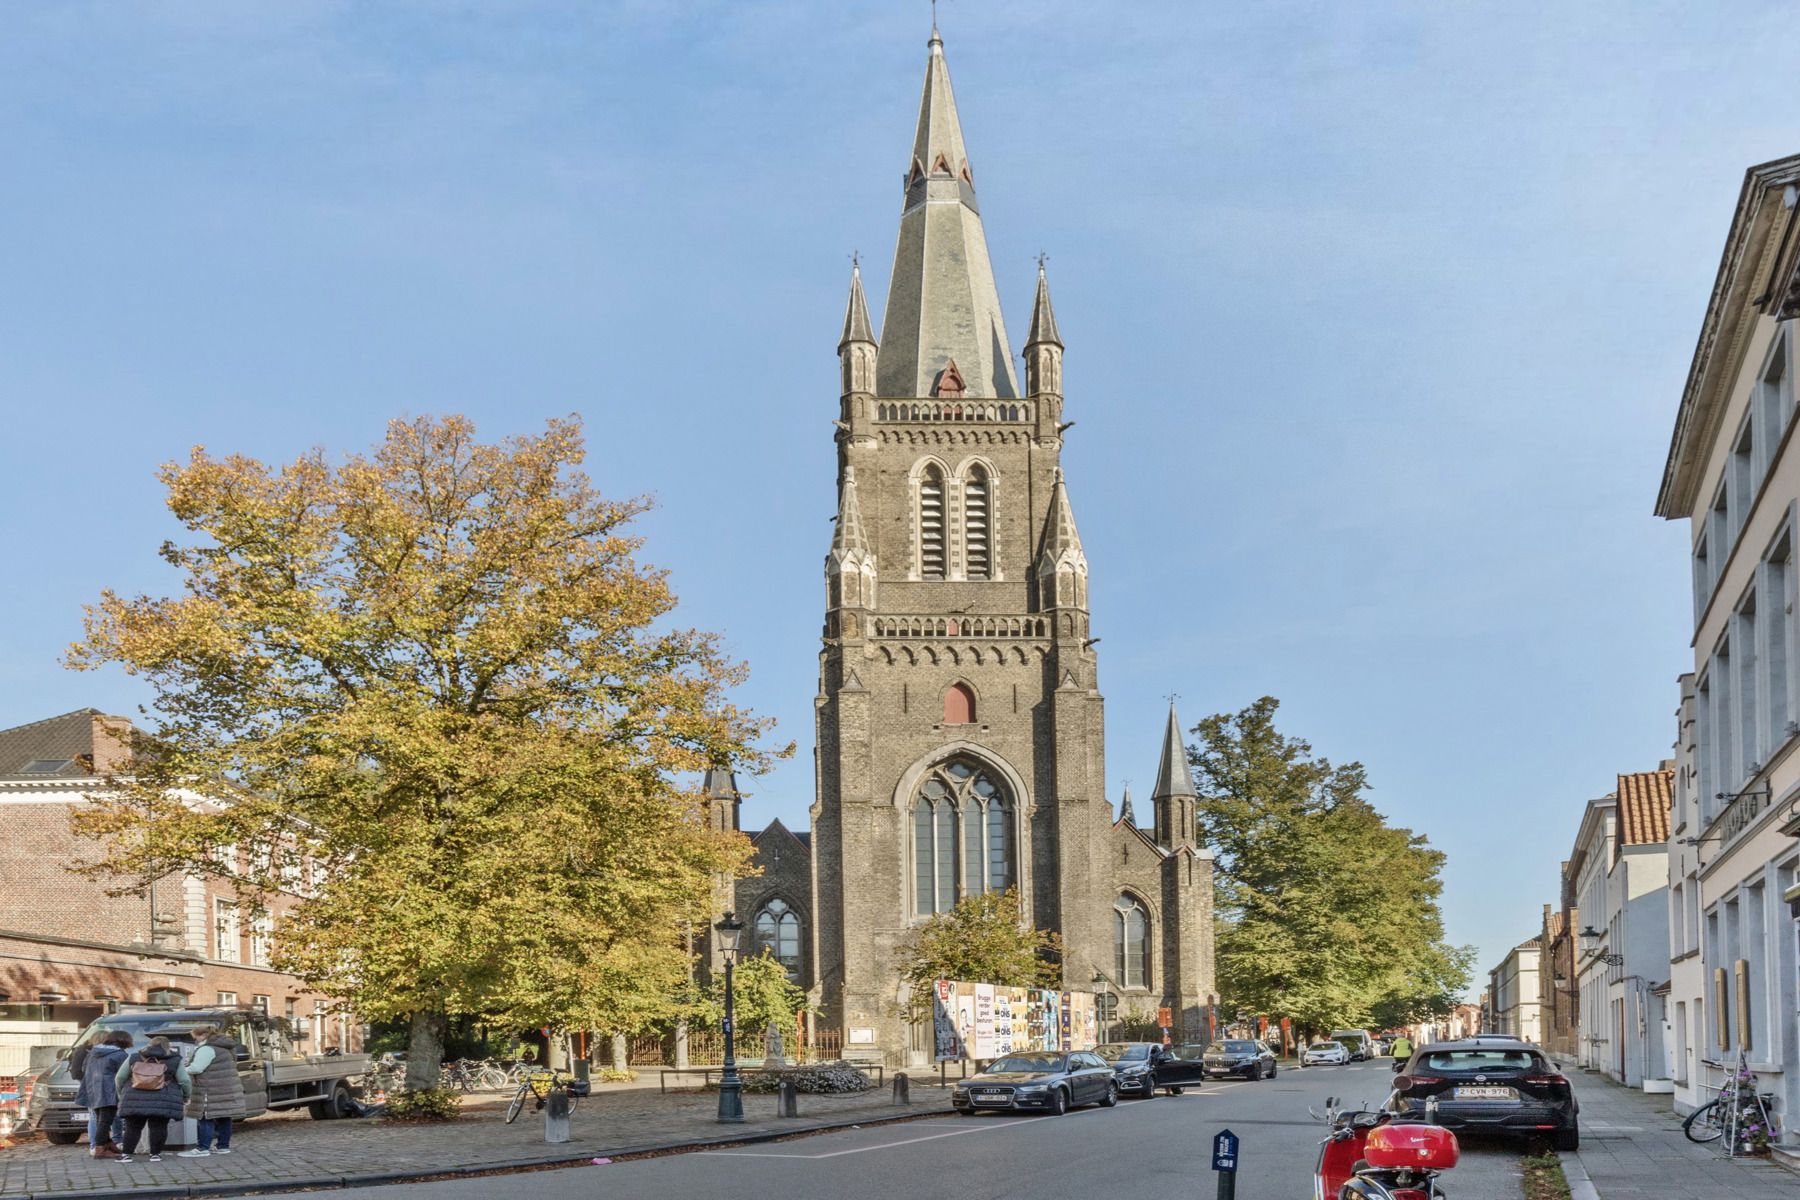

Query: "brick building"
left=0, top=710, right=356, bottom=1074
left=711, top=27, right=1217, bottom=1065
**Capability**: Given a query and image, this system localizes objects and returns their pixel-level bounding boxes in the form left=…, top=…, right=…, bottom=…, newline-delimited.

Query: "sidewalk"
left=0, top=1078, right=951, bottom=1199
left=1562, top=1070, right=1796, bottom=1199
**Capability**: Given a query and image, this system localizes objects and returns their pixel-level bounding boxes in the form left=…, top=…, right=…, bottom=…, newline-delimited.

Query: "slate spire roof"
left=1117, top=785, right=1136, bottom=827
left=839, top=262, right=876, bottom=350
left=1152, top=702, right=1198, bottom=799
left=876, top=28, right=1020, bottom=400
left=1024, top=262, right=1062, bottom=349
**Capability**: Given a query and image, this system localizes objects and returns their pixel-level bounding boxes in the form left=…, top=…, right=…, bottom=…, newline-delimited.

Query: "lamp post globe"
left=715, top=911, right=746, bottom=1123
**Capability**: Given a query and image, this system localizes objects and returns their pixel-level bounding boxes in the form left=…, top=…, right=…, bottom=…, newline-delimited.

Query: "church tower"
left=811, top=25, right=1115, bottom=1055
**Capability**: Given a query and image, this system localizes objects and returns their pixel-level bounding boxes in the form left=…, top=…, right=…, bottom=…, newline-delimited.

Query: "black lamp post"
left=715, top=911, right=746, bottom=1124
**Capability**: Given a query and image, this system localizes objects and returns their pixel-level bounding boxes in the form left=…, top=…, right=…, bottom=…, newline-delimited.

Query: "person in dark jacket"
left=113, top=1036, right=191, bottom=1163
left=178, top=1026, right=248, bottom=1156
left=75, top=1032, right=131, bottom=1159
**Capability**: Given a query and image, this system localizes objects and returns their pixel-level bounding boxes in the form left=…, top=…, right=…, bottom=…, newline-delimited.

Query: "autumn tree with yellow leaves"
left=68, top=415, right=780, bottom=1087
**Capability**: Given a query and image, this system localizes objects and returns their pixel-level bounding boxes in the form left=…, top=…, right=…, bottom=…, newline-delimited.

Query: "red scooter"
left=1313, top=1098, right=1459, bottom=1200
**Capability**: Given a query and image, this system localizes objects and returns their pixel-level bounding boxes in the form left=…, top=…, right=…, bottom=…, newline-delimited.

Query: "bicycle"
left=503, top=1067, right=585, bottom=1124
left=1683, top=1061, right=1777, bottom=1150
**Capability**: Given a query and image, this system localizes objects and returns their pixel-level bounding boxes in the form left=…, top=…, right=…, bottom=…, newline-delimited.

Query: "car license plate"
left=1454, top=1086, right=1514, bottom=1099
left=973, top=1091, right=1010, bottom=1105
left=68, top=1110, right=89, bottom=1120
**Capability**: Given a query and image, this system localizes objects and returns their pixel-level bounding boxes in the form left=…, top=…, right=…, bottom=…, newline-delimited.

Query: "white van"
left=1328, top=1029, right=1373, bottom=1062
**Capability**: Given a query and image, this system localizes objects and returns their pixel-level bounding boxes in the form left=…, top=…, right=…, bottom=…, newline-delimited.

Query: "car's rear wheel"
left=1100, top=1082, right=1118, bottom=1108
left=1556, top=1126, right=1579, bottom=1152
left=1046, top=1088, right=1067, bottom=1116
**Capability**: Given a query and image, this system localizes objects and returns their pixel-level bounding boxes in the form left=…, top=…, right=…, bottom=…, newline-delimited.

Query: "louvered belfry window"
left=964, top=467, right=990, bottom=579
left=919, top=466, right=946, bottom=579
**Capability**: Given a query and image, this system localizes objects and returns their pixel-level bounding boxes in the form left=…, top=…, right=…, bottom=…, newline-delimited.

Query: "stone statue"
left=763, top=1023, right=787, bottom=1067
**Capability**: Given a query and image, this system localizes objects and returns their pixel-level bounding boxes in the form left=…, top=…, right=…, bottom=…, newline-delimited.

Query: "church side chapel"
left=710, top=26, right=1217, bottom=1066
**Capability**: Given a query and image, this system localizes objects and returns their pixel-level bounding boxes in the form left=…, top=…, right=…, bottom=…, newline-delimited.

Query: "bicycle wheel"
left=504, top=1086, right=528, bottom=1124
left=1683, top=1099, right=1725, bottom=1143
left=478, top=1066, right=509, bottom=1091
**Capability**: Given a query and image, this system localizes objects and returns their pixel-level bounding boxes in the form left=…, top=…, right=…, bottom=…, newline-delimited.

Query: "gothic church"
left=716, top=27, right=1216, bottom=1065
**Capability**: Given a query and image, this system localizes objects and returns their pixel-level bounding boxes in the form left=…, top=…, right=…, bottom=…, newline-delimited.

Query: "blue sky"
left=2, top=1, right=1795, bottom=991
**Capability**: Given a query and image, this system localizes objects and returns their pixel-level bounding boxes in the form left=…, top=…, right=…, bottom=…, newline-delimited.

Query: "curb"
left=0, top=1103, right=955, bottom=1199
left=1559, top=1149, right=1600, bottom=1200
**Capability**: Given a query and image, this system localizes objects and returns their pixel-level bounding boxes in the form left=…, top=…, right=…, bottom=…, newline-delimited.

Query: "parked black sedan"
left=952, top=1051, right=1119, bottom=1115
left=1202, top=1038, right=1278, bottom=1080
left=1388, top=1039, right=1579, bottom=1150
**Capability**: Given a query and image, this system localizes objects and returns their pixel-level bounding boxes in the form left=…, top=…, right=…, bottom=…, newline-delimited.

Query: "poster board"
left=931, top=979, right=1098, bottom=1062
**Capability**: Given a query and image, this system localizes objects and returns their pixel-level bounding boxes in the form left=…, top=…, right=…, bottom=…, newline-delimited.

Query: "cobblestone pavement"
left=1563, top=1069, right=1796, bottom=1199
left=0, top=1080, right=950, bottom=1198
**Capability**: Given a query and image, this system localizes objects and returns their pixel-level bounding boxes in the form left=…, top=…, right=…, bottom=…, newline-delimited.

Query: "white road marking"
left=707, top=1106, right=1124, bottom=1159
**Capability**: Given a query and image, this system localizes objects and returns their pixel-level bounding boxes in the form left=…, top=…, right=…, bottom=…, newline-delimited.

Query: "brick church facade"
left=714, top=27, right=1217, bottom=1065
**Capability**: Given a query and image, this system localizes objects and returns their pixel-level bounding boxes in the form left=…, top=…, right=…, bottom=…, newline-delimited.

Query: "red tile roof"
left=1615, top=769, right=1673, bottom=853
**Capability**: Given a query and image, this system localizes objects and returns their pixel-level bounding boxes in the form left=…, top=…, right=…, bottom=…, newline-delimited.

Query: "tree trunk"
left=611, top=1032, right=628, bottom=1072
left=405, top=1009, right=447, bottom=1091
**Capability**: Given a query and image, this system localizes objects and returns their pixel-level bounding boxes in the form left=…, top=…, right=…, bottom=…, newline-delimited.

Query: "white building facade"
left=1603, top=769, right=1671, bottom=1090
left=1656, top=153, right=1800, bottom=1136
left=1487, top=940, right=1543, bottom=1043
left=1568, top=798, right=1615, bottom=1072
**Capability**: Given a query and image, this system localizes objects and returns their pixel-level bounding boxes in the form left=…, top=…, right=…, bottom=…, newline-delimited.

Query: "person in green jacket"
left=178, top=1026, right=250, bottom=1157
left=1389, top=1034, right=1413, bottom=1063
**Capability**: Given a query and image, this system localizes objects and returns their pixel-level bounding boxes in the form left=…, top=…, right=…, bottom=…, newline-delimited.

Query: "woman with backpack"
left=113, top=1036, right=191, bottom=1163
left=177, top=1026, right=248, bottom=1157
left=74, top=1032, right=132, bottom=1159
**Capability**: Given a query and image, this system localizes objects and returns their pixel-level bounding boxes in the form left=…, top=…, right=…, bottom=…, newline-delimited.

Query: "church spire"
left=876, top=29, right=1020, bottom=400
left=1151, top=702, right=1198, bottom=850
left=1023, top=261, right=1064, bottom=398
left=1118, top=785, right=1136, bottom=827
left=1037, top=468, right=1088, bottom=611
left=838, top=261, right=877, bottom=395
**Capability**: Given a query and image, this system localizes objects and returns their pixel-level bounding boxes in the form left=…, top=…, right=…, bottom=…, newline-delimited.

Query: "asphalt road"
left=334, top=1061, right=1527, bottom=1200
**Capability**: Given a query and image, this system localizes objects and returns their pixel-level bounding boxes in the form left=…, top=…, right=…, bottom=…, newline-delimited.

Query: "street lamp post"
left=714, top=911, right=746, bottom=1124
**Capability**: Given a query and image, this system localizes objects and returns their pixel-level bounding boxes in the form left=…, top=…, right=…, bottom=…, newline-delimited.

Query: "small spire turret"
left=1118, top=785, right=1136, bottom=828
left=839, top=261, right=878, bottom=396
left=1036, top=468, right=1088, bottom=611
left=826, top=466, right=877, bottom=614
left=1024, top=261, right=1064, bottom=398
left=1151, top=702, right=1198, bottom=850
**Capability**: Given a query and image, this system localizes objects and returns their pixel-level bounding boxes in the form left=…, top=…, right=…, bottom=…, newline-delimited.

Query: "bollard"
left=777, top=1078, right=800, bottom=1118
left=544, top=1088, right=572, bottom=1143
left=892, top=1072, right=910, bottom=1105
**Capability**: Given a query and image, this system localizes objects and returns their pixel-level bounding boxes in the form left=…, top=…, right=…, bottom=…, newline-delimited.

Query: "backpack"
left=130, top=1057, right=168, bottom=1090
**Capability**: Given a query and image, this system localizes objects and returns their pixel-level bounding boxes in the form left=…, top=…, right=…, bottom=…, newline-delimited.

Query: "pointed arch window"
left=753, top=898, right=802, bottom=980
left=913, top=759, right=1014, bottom=916
left=919, top=466, right=946, bottom=579
left=1114, top=894, right=1151, bottom=989
left=964, top=466, right=991, bottom=579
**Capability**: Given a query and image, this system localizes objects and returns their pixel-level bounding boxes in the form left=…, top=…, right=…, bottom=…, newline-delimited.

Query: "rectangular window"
left=1768, top=535, right=1792, bottom=747
left=1759, top=333, right=1793, bottom=477
left=250, top=911, right=274, bottom=967
left=1738, top=592, right=1760, bottom=773
left=216, top=991, right=237, bottom=1007
left=1670, top=882, right=1685, bottom=955
left=214, top=899, right=241, bottom=963
left=1732, top=416, right=1755, bottom=537
left=1713, top=640, right=1734, bottom=819
left=1710, top=483, right=1731, bottom=572
left=252, top=994, right=270, bottom=1014
left=1696, top=675, right=1713, bottom=824
left=1694, top=532, right=1711, bottom=619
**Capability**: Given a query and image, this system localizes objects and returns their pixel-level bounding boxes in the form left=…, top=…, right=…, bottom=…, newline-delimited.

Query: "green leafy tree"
left=700, top=951, right=809, bottom=1046
left=67, top=415, right=784, bottom=1088
left=1189, top=697, right=1471, bottom=1040
left=896, top=889, right=1063, bottom=1021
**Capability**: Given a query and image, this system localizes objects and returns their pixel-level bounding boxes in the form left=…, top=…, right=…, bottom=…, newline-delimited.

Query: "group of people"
left=69, top=1026, right=249, bottom=1163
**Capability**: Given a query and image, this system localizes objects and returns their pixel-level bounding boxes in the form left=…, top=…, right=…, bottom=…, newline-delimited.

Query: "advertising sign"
left=930, top=979, right=1098, bottom=1062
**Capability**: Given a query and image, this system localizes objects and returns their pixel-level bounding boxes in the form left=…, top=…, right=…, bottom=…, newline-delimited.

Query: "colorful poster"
left=973, top=983, right=997, bottom=1058
left=932, top=979, right=964, bottom=1061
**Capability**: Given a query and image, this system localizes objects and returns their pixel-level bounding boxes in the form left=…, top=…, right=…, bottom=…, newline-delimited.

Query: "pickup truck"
left=24, top=1006, right=369, bottom=1144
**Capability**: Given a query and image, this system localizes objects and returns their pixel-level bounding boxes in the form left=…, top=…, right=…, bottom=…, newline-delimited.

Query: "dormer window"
left=934, top=360, right=966, bottom=399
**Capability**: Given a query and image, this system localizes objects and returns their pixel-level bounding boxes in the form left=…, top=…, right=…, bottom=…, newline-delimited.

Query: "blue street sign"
left=1211, top=1128, right=1240, bottom=1173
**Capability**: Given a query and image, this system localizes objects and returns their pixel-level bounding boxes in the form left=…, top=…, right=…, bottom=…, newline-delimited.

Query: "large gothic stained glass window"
left=913, top=759, right=1013, bottom=916
left=754, top=898, right=801, bottom=980
left=1114, top=894, right=1151, bottom=988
